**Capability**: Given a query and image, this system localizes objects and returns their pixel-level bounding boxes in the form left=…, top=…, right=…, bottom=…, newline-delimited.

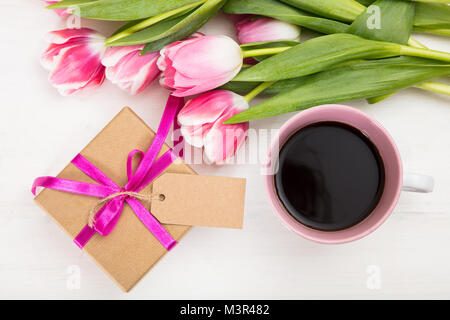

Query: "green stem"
left=405, top=39, right=450, bottom=96
left=414, top=28, right=450, bottom=37
left=414, top=81, right=450, bottom=95
left=244, top=81, right=275, bottom=102
left=408, top=37, right=427, bottom=49
left=241, top=47, right=291, bottom=58
left=400, top=45, right=450, bottom=63
left=105, top=0, right=206, bottom=44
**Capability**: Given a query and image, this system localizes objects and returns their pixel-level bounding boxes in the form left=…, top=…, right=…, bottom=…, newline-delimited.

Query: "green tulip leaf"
left=108, top=0, right=225, bottom=47
left=414, top=3, right=450, bottom=29
left=279, top=0, right=366, bottom=22
left=108, top=14, right=188, bottom=46
left=235, top=34, right=402, bottom=82
left=46, top=0, right=98, bottom=8
left=355, top=0, right=375, bottom=5
left=54, top=0, right=205, bottom=21
left=414, top=27, right=450, bottom=36
left=226, top=57, right=450, bottom=123
left=110, top=19, right=146, bottom=36
left=235, top=33, right=450, bottom=82
left=223, top=0, right=349, bottom=35
left=141, top=2, right=220, bottom=53
left=277, top=0, right=450, bottom=32
left=221, top=78, right=303, bottom=95
left=356, top=1, right=450, bottom=31
left=348, top=0, right=415, bottom=45
left=348, top=0, right=416, bottom=104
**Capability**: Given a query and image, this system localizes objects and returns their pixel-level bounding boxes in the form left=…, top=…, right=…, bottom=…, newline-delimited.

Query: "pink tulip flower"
left=235, top=17, right=301, bottom=44
left=102, top=45, right=160, bottom=95
left=41, top=28, right=106, bottom=96
left=157, top=35, right=243, bottom=97
left=178, top=90, right=249, bottom=164
left=45, top=1, right=70, bottom=17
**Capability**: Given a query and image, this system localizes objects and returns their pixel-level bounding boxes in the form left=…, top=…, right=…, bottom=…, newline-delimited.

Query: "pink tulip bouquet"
left=40, top=0, right=296, bottom=163
left=40, top=0, right=450, bottom=163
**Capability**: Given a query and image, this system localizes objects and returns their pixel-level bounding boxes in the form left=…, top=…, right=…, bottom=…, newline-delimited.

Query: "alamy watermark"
left=64, top=6, right=81, bottom=29
left=172, top=128, right=280, bottom=175
left=366, top=264, right=381, bottom=290
left=66, top=265, right=81, bottom=290
left=366, top=5, right=382, bottom=30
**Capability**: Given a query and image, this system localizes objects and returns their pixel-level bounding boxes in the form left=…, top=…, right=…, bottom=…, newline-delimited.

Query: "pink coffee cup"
left=263, top=104, right=433, bottom=244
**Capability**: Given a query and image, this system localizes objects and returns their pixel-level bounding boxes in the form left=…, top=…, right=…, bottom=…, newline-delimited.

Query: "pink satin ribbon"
left=32, top=95, right=185, bottom=251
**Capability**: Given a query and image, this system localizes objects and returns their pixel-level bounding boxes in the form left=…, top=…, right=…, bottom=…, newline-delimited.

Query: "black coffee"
left=275, top=122, right=384, bottom=231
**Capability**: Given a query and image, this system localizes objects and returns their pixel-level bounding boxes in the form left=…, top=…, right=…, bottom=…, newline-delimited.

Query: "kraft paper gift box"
left=33, top=106, right=246, bottom=291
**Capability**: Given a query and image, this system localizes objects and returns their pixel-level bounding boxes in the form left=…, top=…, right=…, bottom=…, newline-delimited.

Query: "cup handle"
left=402, top=173, right=434, bottom=193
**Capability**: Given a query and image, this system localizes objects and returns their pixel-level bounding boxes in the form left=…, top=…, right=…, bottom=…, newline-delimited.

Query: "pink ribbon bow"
left=32, top=96, right=184, bottom=250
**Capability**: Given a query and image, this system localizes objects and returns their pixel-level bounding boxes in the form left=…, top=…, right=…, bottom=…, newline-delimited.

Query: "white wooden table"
left=1, top=1, right=449, bottom=299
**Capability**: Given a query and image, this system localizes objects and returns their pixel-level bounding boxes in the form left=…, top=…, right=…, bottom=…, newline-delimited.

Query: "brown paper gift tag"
left=151, top=173, right=246, bottom=229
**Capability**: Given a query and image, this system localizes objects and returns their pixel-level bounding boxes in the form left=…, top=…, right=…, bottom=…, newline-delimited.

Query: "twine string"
left=88, top=191, right=165, bottom=228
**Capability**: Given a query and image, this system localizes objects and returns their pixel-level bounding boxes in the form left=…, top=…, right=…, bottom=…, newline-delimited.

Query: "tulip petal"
left=103, top=46, right=160, bottom=95
left=202, top=93, right=249, bottom=163
left=180, top=123, right=214, bottom=148
left=170, top=68, right=241, bottom=97
left=203, top=112, right=248, bottom=164
left=105, top=51, right=156, bottom=82
left=83, top=65, right=106, bottom=89
left=45, top=28, right=103, bottom=44
left=236, top=17, right=301, bottom=44
left=172, top=36, right=242, bottom=79
left=49, top=43, right=104, bottom=93
left=228, top=14, right=252, bottom=24
left=129, top=59, right=160, bottom=94
left=162, top=37, right=198, bottom=62
left=158, top=35, right=243, bottom=96
left=41, top=39, right=82, bottom=70
left=41, top=28, right=106, bottom=95
left=106, top=50, right=160, bottom=95
left=157, top=33, right=204, bottom=73
left=59, top=64, right=105, bottom=96
left=101, top=45, right=144, bottom=67
left=178, top=90, right=236, bottom=126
